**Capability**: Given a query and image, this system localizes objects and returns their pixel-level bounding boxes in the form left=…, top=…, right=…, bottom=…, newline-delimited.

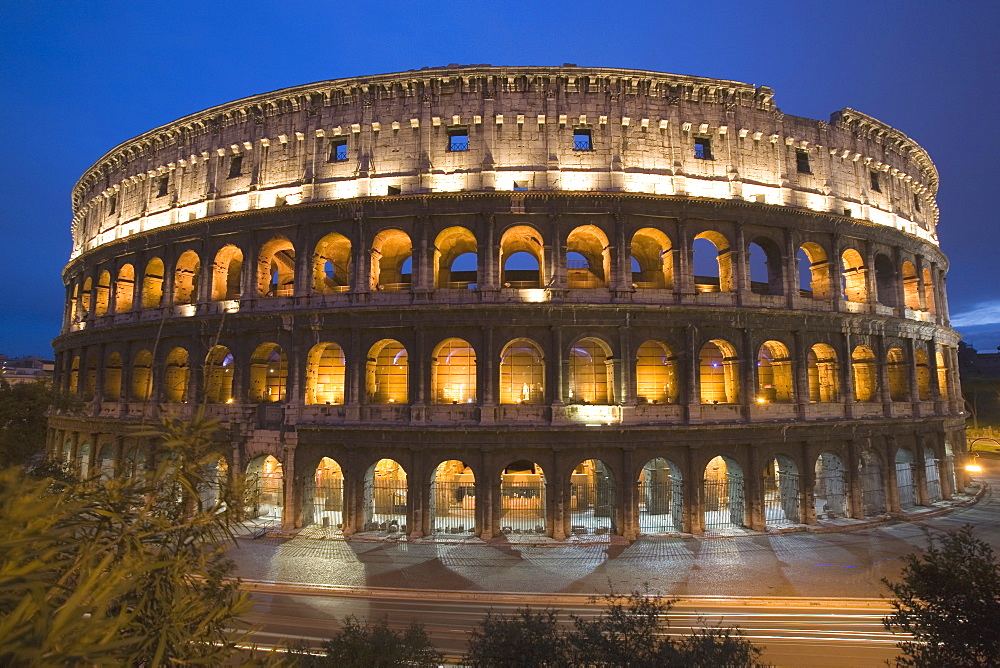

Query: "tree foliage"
left=0, top=413, right=253, bottom=666
left=464, top=590, right=764, bottom=667
left=0, top=380, right=78, bottom=468
left=317, top=616, right=442, bottom=667
left=883, top=525, right=1000, bottom=667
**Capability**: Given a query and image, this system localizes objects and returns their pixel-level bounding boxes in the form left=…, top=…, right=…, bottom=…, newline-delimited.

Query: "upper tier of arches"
left=64, top=215, right=949, bottom=333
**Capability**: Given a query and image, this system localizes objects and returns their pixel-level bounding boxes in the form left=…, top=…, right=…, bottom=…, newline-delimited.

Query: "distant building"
left=957, top=341, right=1000, bottom=379
left=0, top=355, right=55, bottom=385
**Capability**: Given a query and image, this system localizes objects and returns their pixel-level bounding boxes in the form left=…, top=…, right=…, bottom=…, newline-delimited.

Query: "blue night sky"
left=1, top=0, right=999, bottom=357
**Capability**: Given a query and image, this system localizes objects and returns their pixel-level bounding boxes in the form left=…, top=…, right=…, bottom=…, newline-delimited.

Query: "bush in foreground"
left=883, top=525, right=1000, bottom=667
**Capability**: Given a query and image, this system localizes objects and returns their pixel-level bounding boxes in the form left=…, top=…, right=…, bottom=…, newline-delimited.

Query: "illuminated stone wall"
left=69, top=66, right=938, bottom=258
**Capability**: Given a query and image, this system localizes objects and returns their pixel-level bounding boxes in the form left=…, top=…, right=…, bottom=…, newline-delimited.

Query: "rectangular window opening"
left=513, top=181, right=528, bottom=191
left=448, top=128, right=469, bottom=152
left=329, top=138, right=348, bottom=162
left=843, top=208, right=853, bottom=217
left=157, top=174, right=169, bottom=197
left=796, top=149, right=811, bottom=174
left=694, top=137, right=713, bottom=160
left=573, top=128, right=592, bottom=150
left=387, top=185, right=401, bottom=196
left=108, top=194, right=117, bottom=215
left=227, top=154, right=243, bottom=179
left=870, top=171, right=881, bottom=192
left=913, top=194, right=921, bottom=212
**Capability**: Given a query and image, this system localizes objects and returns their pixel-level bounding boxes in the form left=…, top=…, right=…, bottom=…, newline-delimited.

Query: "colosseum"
left=49, top=65, right=966, bottom=540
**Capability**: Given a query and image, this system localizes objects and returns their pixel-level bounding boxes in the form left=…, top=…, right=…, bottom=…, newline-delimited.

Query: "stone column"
left=794, top=330, right=810, bottom=419
left=479, top=325, right=496, bottom=425
left=675, top=219, right=693, bottom=296
left=684, top=325, right=699, bottom=422
left=846, top=440, right=864, bottom=519
left=621, top=448, right=638, bottom=540
left=885, top=437, right=901, bottom=513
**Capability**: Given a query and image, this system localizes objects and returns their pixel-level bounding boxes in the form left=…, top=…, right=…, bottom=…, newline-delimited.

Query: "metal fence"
left=363, top=478, right=407, bottom=533
left=702, top=474, right=745, bottom=530
left=763, top=472, right=800, bottom=526
left=569, top=480, right=616, bottom=535
left=246, top=472, right=283, bottom=521
left=924, top=459, right=942, bottom=502
left=500, top=480, right=546, bottom=535
left=814, top=470, right=847, bottom=519
left=638, top=476, right=683, bottom=534
left=305, top=478, right=344, bottom=530
left=430, top=480, right=476, bottom=535
left=896, top=462, right=915, bottom=508
left=859, top=468, right=886, bottom=516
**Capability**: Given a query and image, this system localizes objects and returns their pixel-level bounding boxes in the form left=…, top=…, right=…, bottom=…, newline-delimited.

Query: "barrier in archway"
left=569, top=459, right=616, bottom=536
left=702, top=456, right=745, bottom=531
left=763, top=455, right=800, bottom=526
left=430, top=460, right=475, bottom=535
left=363, top=458, right=407, bottom=533
left=638, top=458, right=683, bottom=534
left=814, top=452, right=848, bottom=519
left=500, top=461, right=546, bottom=535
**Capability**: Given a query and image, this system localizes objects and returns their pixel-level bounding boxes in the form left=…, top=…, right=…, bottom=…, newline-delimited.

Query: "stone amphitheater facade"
left=49, top=65, right=965, bottom=540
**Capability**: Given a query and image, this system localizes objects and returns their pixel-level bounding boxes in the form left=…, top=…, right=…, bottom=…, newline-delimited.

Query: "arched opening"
left=901, top=261, right=920, bottom=310
left=163, top=347, right=190, bottom=403
left=249, top=343, right=287, bottom=402
left=103, top=352, right=122, bottom=401
left=434, top=226, right=478, bottom=289
left=245, top=454, right=283, bottom=522
left=798, top=243, right=831, bottom=299
left=431, top=338, right=476, bottom=404
left=763, top=455, right=800, bottom=526
left=131, top=350, right=152, bottom=400
left=115, top=264, right=135, bottom=312
left=122, top=446, right=146, bottom=480
left=692, top=231, right=732, bottom=293
left=887, top=347, right=909, bottom=401
left=312, top=233, right=352, bottom=293
left=814, top=453, right=847, bottom=519
left=363, top=458, right=407, bottom=533
left=371, top=229, right=412, bottom=291
left=570, top=459, right=616, bottom=535
left=638, top=458, right=683, bottom=534
left=757, top=340, right=793, bottom=403
left=566, top=225, right=609, bottom=289
left=568, top=337, right=612, bottom=404
left=197, top=456, right=228, bottom=512
left=305, top=343, right=346, bottom=405
left=305, top=457, right=344, bottom=530
left=82, top=353, right=97, bottom=400
left=748, top=238, right=783, bottom=296
left=500, top=461, right=546, bottom=535
left=699, top=339, right=739, bottom=404
left=936, top=347, right=949, bottom=398
left=702, top=455, right=745, bottom=531
left=430, top=460, right=475, bottom=535
left=141, top=257, right=165, bottom=308
left=851, top=345, right=878, bottom=402
left=807, top=343, right=840, bottom=402
left=499, top=338, right=544, bottom=404
left=77, top=442, right=91, bottom=478
left=96, top=444, right=115, bottom=480
left=367, top=339, right=408, bottom=404
left=204, top=346, right=234, bottom=403
left=80, top=278, right=93, bottom=316
left=923, top=446, right=942, bottom=502
left=841, top=249, right=867, bottom=303
left=922, top=268, right=936, bottom=315
left=859, top=449, right=886, bottom=516
left=211, top=245, right=244, bottom=301
left=915, top=349, right=931, bottom=400
left=630, top=228, right=673, bottom=289
left=94, top=270, right=111, bottom=316
left=257, top=237, right=295, bottom=297
left=895, top=448, right=917, bottom=508
left=173, top=250, right=201, bottom=305
left=499, top=225, right=543, bottom=288
left=874, top=254, right=896, bottom=307
left=635, top=340, right=678, bottom=404
left=68, top=356, right=79, bottom=394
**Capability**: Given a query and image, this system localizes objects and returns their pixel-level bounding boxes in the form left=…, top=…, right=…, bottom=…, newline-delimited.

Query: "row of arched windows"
left=67, top=224, right=941, bottom=321
left=65, top=337, right=951, bottom=406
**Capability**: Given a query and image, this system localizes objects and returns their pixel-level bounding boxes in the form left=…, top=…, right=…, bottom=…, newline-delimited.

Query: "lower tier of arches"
left=47, top=419, right=969, bottom=540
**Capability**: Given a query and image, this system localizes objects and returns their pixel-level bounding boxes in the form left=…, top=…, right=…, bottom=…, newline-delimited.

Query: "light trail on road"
left=240, top=581, right=904, bottom=667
